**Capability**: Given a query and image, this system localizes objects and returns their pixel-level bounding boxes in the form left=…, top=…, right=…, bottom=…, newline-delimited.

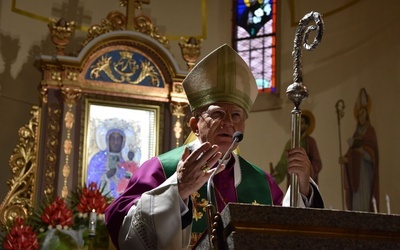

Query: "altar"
left=195, top=203, right=400, bottom=249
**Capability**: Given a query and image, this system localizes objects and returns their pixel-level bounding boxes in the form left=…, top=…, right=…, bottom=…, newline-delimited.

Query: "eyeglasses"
left=201, top=109, right=245, bottom=123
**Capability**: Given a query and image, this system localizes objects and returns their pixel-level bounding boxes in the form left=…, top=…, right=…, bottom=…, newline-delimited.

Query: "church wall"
left=241, top=0, right=400, bottom=213
left=1, top=0, right=399, bottom=215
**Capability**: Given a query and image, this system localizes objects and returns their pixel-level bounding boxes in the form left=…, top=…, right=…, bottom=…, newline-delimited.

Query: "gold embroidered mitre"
left=182, top=44, right=258, bottom=116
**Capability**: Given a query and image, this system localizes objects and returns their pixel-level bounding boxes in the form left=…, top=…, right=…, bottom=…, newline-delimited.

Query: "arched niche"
left=36, top=29, right=190, bottom=200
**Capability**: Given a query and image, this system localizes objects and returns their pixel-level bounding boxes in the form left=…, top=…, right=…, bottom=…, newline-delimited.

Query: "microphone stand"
left=206, top=132, right=243, bottom=249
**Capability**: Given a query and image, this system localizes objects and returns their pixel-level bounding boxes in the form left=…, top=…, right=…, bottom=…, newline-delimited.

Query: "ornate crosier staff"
left=335, top=99, right=346, bottom=210
left=286, top=11, right=324, bottom=207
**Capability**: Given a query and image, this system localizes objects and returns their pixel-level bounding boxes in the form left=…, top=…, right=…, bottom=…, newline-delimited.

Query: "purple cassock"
left=105, top=155, right=284, bottom=248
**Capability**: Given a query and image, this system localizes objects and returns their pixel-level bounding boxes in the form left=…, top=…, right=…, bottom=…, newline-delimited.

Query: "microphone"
left=232, top=131, right=244, bottom=143
left=206, top=131, right=244, bottom=206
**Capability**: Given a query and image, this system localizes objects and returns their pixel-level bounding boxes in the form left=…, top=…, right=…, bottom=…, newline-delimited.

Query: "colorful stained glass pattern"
left=234, top=0, right=276, bottom=93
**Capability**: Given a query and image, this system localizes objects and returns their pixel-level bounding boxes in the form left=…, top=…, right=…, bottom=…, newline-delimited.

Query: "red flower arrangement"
left=76, top=182, right=108, bottom=214
left=71, top=182, right=112, bottom=249
left=1, top=182, right=111, bottom=249
left=41, top=196, right=73, bottom=229
left=3, top=217, right=39, bottom=250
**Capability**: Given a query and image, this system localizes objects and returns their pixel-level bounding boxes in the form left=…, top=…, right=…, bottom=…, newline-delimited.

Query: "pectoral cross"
left=125, top=0, right=150, bottom=30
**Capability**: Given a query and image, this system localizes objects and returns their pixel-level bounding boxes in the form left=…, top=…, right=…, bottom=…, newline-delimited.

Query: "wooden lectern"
left=195, top=203, right=400, bottom=249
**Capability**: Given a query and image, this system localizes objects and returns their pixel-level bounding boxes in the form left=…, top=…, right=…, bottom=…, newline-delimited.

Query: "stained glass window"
left=233, top=0, right=276, bottom=93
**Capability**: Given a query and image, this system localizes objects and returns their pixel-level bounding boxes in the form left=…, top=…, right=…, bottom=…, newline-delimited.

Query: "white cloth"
left=283, top=177, right=319, bottom=207
left=118, top=172, right=191, bottom=250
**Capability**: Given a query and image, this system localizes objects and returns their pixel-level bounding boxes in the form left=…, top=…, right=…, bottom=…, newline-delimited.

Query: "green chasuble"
left=158, top=145, right=273, bottom=243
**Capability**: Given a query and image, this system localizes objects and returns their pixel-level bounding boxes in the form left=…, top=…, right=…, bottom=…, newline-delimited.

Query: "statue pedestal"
left=195, top=203, right=400, bottom=249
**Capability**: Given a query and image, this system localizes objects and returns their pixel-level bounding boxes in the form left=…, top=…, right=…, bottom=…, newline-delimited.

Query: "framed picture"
left=82, top=99, right=160, bottom=199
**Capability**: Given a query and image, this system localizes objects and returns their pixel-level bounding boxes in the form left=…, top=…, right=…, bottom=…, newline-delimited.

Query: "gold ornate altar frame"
left=0, top=2, right=202, bottom=229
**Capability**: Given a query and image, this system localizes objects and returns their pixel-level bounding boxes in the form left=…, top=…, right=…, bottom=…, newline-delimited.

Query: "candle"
left=89, top=209, right=97, bottom=237
left=386, top=194, right=391, bottom=214
left=372, top=196, right=377, bottom=213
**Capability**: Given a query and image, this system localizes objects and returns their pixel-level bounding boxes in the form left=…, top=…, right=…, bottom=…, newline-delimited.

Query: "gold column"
left=60, top=87, right=81, bottom=198
left=171, top=103, right=187, bottom=148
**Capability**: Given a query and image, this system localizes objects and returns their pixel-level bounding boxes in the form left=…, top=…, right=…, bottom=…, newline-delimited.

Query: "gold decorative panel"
left=0, top=107, right=40, bottom=229
left=1, top=4, right=197, bottom=230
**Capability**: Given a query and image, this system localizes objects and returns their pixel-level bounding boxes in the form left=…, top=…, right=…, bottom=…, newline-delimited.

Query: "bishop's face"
left=190, top=103, right=246, bottom=155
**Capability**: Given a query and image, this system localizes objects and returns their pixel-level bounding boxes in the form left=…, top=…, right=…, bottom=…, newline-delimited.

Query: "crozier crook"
left=286, top=11, right=324, bottom=207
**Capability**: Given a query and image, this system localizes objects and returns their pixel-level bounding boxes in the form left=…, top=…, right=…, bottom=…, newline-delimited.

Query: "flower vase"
left=82, top=220, right=110, bottom=250
left=40, top=228, right=85, bottom=250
